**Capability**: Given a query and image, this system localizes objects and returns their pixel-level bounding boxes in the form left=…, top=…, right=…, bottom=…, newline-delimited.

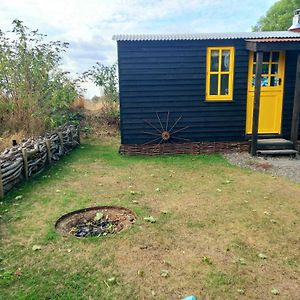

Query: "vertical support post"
left=22, top=148, right=29, bottom=180
left=251, top=51, right=263, bottom=156
left=0, top=161, right=4, bottom=200
left=58, top=132, right=64, bottom=156
left=45, top=139, right=52, bottom=165
left=77, top=126, right=81, bottom=145
left=70, top=129, right=75, bottom=147
left=290, top=52, right=300, bottom=147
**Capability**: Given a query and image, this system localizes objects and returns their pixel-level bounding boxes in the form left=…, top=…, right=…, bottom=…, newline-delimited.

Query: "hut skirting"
left=119, top=141, right=249, bottom=155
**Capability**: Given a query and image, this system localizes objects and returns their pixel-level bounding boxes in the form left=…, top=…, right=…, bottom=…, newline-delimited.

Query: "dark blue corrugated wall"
left=117, top=39, right=298, bottom=145
left=282, top=50, right=298, bottom=138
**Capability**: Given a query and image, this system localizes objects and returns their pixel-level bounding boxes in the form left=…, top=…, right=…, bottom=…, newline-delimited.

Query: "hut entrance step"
left=251, top=138, right=298, bottom=156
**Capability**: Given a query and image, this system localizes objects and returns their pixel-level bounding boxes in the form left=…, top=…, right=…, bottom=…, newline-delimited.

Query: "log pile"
left=0, top=124, right=80, bottom=198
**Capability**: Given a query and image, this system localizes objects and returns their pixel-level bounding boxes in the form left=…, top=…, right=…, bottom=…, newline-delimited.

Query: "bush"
left=99, top=101, right=120, bottom=126
left=0, top=20, right=82, bottom=137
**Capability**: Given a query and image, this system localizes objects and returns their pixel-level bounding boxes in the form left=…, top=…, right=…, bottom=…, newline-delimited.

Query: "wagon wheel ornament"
left=143, top=112, right=190, bottom=145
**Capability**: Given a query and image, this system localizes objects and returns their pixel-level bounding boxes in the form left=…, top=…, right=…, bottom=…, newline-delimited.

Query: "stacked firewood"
left=0, top=124, right=80, bottom=198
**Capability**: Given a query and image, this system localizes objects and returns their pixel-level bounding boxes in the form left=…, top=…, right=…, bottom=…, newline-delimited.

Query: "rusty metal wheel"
left=143, top=112, right=189, bottom=145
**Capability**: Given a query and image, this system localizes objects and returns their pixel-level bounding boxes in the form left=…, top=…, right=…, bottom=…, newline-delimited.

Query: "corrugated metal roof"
left=246, top=38, right=300, bottom=42
left=113, top=31, right=300, bottom=41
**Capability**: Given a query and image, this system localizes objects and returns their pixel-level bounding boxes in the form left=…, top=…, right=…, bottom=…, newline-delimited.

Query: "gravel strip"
left=223, top=152, right=300, bottom=183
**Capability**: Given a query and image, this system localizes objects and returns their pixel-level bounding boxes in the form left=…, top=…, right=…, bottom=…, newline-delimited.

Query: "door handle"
left=278, top=78, right=282, bottom=86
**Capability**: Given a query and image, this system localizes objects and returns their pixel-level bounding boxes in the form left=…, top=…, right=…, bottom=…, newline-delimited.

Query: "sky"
left=0, top=0, right=279, bottom=97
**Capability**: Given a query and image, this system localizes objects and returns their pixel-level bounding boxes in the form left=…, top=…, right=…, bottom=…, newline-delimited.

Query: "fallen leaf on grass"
left=202, top=256, right=213, bottom=265
left=258, top=253, right=267, bottom=259
left=271, top=288, right=279, bottom=295
left=15, top=195, right=23, bottom=200
left=144, top=216, right=156, bottom=223
left=107, top=277, right=116, bottom=284
left=163, top=260, right=171, bottom=266
left=223, top=179, right=231, bottom=184
left=32, top=245, right=41, bottom=251
left=160, top=269, right=169, bottom=278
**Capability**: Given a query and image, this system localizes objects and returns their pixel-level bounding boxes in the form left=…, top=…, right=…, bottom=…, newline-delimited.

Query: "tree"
left=252, top=0, right=300, bottom=31
left=84, top=62, right=119, bottom=102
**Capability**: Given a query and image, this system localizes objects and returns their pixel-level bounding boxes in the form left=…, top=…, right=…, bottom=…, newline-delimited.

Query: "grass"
left=0, top=136, right=300, bottom=299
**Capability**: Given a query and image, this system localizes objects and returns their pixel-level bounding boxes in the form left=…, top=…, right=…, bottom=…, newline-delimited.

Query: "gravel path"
left=224, top=152, right=300, bottom=183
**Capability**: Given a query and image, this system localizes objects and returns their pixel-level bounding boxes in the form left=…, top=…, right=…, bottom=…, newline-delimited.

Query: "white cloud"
left=0, top=0, right=279, bottom=97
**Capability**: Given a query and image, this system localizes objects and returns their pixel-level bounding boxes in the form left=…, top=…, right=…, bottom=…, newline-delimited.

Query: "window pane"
left=221, top=74, right=229, bottom=95
left=252, top=75, right=269, bottom=87
left=221, top=50, right=230, bottom=71
left=263, top=52, right=270, bottom=62
left=253, top=63, right=269, bottom=75
left=270, top=76, right=279, bottom=86
left=261, top=76, right=269, bottom=87
left=271, top=64, right=278, bottom=74
left=272, top=52, right=279, bottom=62
left=210, top=74, right=218, bottom=95
left=262, top=64, right=269, bottom=74
left=210, top=50, right=219, bottom=71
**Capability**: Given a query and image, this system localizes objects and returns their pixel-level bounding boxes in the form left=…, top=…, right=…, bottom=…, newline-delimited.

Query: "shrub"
left=99, top=100, right=120, bottom=126
left=0, top=20, right=82, bottom=137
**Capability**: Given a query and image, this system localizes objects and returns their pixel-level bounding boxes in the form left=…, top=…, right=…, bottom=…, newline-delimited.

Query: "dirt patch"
left=55, top=206, right=136, bottom=237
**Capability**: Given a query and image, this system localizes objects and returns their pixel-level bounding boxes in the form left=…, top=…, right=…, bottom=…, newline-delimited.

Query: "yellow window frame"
left=206, top=47, right=235, bottom=101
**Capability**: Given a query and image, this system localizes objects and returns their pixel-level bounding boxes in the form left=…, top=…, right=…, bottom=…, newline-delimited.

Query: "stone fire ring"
left=55, top=206, right=136, bottom=237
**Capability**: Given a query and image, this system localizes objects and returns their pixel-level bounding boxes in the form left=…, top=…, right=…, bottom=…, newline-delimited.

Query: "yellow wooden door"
left=246, top=51, right=285, bottom=134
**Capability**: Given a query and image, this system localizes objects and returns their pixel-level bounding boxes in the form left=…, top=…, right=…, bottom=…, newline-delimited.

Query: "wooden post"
left=22, top=148, right=29, bottom=180
left=77, top=126, right=81, bottom=145
left=45, top=139, right=52, bottom=165
left=290, top=52, right=300, bottom=147
left=251, top=51, right=263, bottom=156
left=0, top=161, right=4, bottom=199
left=58, top=132, right=64, bottom=155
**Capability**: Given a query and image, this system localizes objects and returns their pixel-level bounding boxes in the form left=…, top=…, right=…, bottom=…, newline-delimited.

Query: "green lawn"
left=1, top=137, right=300, bottom=300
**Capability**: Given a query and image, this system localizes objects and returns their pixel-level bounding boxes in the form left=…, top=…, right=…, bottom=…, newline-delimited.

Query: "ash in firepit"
left=71, top=213, right=119, bottom=238
left=55, top=206, right=136, bottom=238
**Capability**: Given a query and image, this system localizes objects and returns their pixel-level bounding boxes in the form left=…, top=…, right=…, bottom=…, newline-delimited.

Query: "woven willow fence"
left=0, top=124, right=80, bottom=199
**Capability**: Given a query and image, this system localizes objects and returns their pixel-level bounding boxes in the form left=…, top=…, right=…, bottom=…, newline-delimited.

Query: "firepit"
left=55, top=206, right=136, bottom=238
